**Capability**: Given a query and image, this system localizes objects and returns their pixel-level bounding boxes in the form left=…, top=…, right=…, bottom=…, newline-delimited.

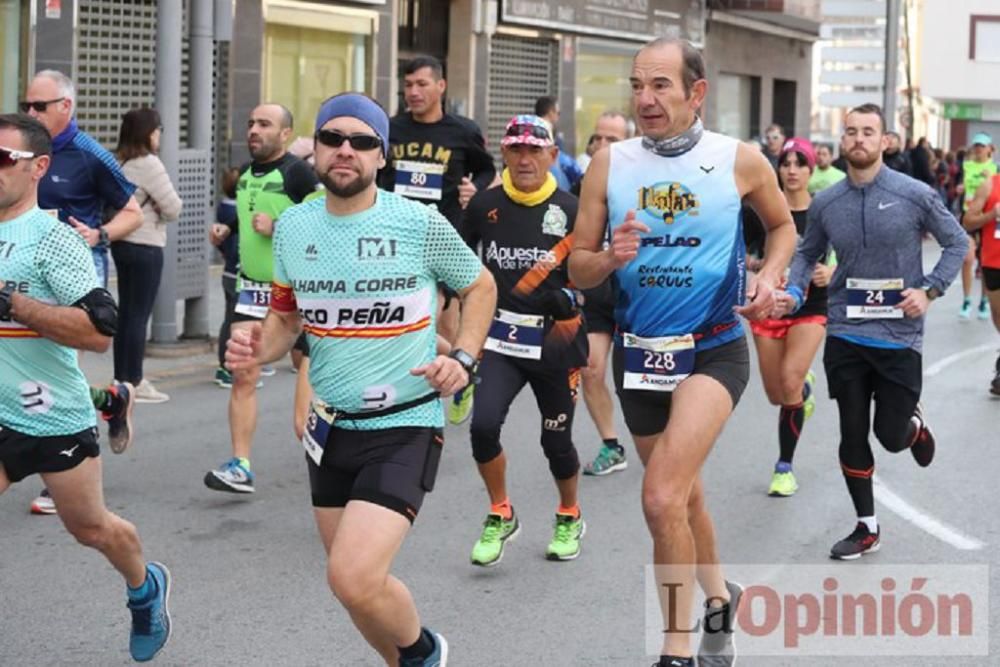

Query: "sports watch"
left=0, top=284, right=14, bottom=320
left=449, top=348, right=481, bottom=385
left=97, top=227, right=110, bottom=248
left=922, top=285, right=942, bottom=301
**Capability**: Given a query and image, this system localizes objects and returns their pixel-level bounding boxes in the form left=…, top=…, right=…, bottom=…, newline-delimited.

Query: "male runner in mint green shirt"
left=227, top=93, right=495, bottom=667
left=0, top=113, right=171, bottom=662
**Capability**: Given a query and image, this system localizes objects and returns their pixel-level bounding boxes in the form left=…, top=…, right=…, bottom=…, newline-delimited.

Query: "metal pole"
left=883, top=0, right=901, bottom=131
left=182, top=0, right=214, bottom=339
left=150, top=0, right=183, bottom=343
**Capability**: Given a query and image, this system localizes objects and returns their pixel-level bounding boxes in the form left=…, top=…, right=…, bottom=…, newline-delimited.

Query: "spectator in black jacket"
left=883, top=131, right=912, bottom=175
left=909, top=136, right=936, bottom=186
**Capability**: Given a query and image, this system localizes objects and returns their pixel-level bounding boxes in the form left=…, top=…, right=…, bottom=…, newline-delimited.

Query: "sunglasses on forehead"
left=0, top=146, right=37, bottom=168
left=315, top=129, right=382, bottom=152
left=18, top=97, right=65, bottom=113
left=505, top=124, right=551, bottom=141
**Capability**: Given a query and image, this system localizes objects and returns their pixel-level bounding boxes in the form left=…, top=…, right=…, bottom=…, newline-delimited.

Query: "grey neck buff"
left=641, top=117, right=704, bottom=157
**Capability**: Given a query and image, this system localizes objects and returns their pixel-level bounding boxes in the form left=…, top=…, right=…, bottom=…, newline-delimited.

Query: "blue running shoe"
left=128, top=561, right=172, bottom=662
left=204, top=458, right=256, bottom=493
left=399, top=628, right=448, bottom=666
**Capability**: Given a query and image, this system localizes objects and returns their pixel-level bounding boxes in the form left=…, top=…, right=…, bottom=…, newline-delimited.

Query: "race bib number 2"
left=484, top=310, right=544, bottom=360
left=394, top=160, right=445, bottom=201
left=622, top=333, right=695, bottom=392
left=846, top=278, right=904, bottom=319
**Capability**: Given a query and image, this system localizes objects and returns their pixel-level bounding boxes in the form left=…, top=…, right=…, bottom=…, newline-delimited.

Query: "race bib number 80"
left=846, top=278, right=904, bottom=319
left=622, top=333, right=696, bottom=392
left=394, top=160, right=445, bottom=201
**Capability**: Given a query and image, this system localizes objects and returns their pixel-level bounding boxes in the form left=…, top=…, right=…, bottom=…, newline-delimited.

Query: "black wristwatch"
left=923, top=285, right=942, bottom=301
left=0, top=284, right=14, bottom=320
left=449, top=348, right=480, bottom=385
left=97, top=228, right=110, bottom=248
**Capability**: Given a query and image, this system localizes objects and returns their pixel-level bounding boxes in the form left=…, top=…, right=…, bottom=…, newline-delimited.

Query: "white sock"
left=859, top=516, right=878, bottom=533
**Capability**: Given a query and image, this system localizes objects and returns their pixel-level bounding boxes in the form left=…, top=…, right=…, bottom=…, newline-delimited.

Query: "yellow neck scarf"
left=502, top=169, right=557, bottom=206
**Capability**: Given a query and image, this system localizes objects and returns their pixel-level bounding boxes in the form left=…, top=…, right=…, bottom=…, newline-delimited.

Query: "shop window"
left=574, top=42, right=633, bottom=154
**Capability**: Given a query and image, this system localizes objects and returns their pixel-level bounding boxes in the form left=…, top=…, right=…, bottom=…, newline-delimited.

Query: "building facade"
left=919, top=0, right=1000, bottom=151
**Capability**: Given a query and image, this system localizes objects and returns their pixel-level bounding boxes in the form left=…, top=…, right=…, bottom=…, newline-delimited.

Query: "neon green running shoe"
left=448, top=385, right=475, bottom=425
left=583, top=444, right=627, bottom=476
left=768, top=469, right=799, bottom=497
left=470, top=512, right=520, bottom=567
left=546, top=513, right=586, bottom=561
left=803, top=370, right=816, bottom=421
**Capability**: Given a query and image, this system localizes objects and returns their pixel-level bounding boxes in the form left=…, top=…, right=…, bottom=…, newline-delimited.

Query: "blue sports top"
left=38, top=120, right=136, bottom=232
left=606, top=132, right=746, bottom=350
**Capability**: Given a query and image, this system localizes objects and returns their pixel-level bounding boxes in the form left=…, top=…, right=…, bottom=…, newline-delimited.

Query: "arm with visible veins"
left=10, top=293, right=109, bottom=352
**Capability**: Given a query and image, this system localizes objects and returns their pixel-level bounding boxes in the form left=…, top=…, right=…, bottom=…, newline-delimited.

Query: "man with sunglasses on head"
left=22, top=70, right=143, bottom=515
left=461, top=114, right=588, bottom=566
left=0, top=113, right=171, bottom=662
left=763, top=123, right=786, bottom=170
left=205, top=103, right=318, bottom=495
left=570, top=37, right=797, bottom=667
left=227, top=93, right=495, bottom=666
left=378, top=55, right=497, bottom=426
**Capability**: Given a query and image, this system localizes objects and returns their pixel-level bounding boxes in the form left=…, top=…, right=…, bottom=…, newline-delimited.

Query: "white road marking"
left=873, top=475, right=985, bottom=550
left=924, top=344, right=995, bottom=378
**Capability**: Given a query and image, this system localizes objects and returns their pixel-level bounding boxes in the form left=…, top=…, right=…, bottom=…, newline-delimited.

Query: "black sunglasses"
left=0, top=146, right=37, bottom=169
left=315, top=129, right=382, bottom=152
left=18, top=97, right=65, bottom=113
left=505, top=124, right=551, bottom=141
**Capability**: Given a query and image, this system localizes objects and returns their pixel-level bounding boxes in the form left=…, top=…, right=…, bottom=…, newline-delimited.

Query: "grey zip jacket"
left=787, top=165, right=967, bottom=352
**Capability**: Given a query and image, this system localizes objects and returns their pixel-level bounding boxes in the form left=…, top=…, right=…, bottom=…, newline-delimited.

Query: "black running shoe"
left=991, top=357, right=1000, bottom=397
left=651, top=657, right=694, bottom=667
left=830, top=522, right=881, bottom=560
left=909, top=403, right=935, bottom=467
left=105, top=382, right=135, bottom=454
left=697, top=580, right=743, bottom=667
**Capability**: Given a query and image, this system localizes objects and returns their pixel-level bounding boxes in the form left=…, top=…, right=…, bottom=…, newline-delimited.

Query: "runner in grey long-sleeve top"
left=778, top=103, right=967, bottom=561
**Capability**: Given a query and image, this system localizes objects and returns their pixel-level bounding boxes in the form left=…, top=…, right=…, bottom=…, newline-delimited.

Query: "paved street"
left=1, top=248, right=998, bottom=666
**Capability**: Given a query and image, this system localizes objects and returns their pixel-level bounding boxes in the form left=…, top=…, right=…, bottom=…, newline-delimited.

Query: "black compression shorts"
left=612, top=337, right=749, bottom=437
left=306, top=426, right=443, bottom=523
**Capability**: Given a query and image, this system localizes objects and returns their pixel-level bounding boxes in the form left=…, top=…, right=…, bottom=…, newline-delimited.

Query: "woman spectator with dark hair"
left=113, top=107, right=182, bottom=403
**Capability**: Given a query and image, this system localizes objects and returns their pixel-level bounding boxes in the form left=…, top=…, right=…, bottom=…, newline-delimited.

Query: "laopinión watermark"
left=644, top=564, right=989, bottom=656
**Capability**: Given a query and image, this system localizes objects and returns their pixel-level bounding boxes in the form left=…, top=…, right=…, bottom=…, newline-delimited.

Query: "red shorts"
left=750, top=314, right=827, bottom=339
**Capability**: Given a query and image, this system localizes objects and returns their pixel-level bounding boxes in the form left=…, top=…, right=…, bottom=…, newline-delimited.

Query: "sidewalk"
left=79, top=264, right=237, bottom=387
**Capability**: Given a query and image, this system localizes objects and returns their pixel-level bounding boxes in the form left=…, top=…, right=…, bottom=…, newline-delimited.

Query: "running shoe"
left=214, top=367, right=233, bottom=388
left=134, top=379, right=170, bottom=404
left=203, top=458, right=255, bottom=493
left=30, top=488, right=57, bottom=515
left=259, top=365, right=276, bottom=377
left=127, top=561, right=172, bottom=662
left=697, top=580, right=744, bottom=667
left=958, top=300, right=972, bottom=319
left=447, top=385, right=475, bottom=425
left=767, top=466, right=798, bottom=497
left=830, top=522, right=880, bottom=560
left=399, top=628, right=449, bottom=667
left=977, top=300, right=990, bottom=320
left=991, top=359, right=1000, bottom=397
left=104, top=381, right=135, bottom=454
left=470, top=511, right=520, bottom=566
left=651, top=659, right=694, bottom=667
left=803, top=369, right=816, bottom=421
left=583, top=444, right=628, bottom=476
left=546, top=512, right=585, bottom=561
left=909, top=403, right=936, bottom=467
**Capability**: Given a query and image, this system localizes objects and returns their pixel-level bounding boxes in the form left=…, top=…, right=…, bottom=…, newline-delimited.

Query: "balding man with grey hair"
left=576, top=110, right=630, bottom=173
left=21, top=69, right=143, bottom=516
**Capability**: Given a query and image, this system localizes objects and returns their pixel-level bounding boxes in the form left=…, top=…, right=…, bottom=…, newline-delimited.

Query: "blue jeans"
left=110, top=242, right=164, bottom=384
